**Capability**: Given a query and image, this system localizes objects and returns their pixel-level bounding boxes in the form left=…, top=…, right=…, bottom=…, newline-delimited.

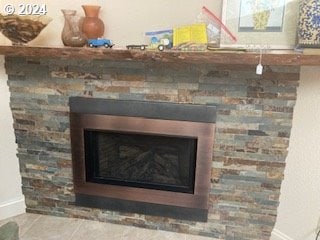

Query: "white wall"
left=0, top=0, right=221, bottom=47
left=0, top=56, right=25, bottom=220
left=271, top=67, right=320, bottom=240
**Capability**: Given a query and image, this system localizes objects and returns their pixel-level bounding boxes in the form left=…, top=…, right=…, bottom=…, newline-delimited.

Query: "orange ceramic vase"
left=81, top=5, right=105, bottom=39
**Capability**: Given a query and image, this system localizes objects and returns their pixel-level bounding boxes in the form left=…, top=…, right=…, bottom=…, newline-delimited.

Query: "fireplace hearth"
left=69, top=97, right=216, bottom=221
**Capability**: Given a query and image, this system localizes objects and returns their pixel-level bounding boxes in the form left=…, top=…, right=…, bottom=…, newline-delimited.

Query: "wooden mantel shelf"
left=0, top=45, right=320, bottom=66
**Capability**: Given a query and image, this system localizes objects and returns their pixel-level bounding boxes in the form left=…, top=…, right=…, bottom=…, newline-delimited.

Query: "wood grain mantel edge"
left=0, top=45, right=319, bottom=66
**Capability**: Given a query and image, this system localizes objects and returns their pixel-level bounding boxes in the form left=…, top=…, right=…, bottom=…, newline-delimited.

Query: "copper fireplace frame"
left=70, top=112, right=215, bottom=211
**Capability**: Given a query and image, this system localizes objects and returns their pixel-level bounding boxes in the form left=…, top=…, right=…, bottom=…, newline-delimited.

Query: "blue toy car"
left=88, top=38, right=113, bottom=48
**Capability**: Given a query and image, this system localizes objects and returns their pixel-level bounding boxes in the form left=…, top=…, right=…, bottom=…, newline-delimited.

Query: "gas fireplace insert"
left=70, top=97, right=216, bottom=221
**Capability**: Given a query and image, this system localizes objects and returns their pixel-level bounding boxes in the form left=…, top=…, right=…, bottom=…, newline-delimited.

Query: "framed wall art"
left=298, top=0, right=320, bottom=48
left=221, top=0, right=299, bottom=49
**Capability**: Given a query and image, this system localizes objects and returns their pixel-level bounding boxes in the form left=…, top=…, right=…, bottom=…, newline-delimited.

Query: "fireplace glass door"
left=84, top=130, right=197, bottom=194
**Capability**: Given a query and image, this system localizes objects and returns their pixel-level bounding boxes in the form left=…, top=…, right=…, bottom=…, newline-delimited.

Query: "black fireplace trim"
left=69, top=97, right=216, bottom=123
left=75, top=194, right=208, bottom=222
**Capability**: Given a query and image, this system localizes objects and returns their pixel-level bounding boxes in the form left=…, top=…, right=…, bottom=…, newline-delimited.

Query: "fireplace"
left=69, top=97, right=216, bottom=221
left=5, top=53, right=300, bottom=238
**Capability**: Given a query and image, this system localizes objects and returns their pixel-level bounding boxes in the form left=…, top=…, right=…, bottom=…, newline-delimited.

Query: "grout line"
left=20, top=214, right=42, bottom=237
left=68, top=218, right=84, bottom=240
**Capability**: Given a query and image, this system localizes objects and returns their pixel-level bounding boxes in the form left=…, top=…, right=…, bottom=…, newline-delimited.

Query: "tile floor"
left=0, top=213, right=214, bottom=240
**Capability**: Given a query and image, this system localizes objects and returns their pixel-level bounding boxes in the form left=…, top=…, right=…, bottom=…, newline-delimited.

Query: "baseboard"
left=0, top=197, right=26, bottom=220
left=271, top=228, right=294, bottom=240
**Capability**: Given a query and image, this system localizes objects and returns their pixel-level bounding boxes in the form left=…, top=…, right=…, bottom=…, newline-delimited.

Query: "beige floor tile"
left=187, top=234, right=218, bottom=240
left=150, top=230, right=187, bottom=240
left=21, top=215, right=83, bottom=240
left=2, top=214, right=217, bottom=240
left=70, top=219, right=125, bottom=240
left=123, top=227, right=186, bottom=240
left=0, top=213, right=40, bottom=236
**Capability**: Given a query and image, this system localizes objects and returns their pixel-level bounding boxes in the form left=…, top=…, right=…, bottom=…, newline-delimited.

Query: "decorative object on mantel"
left=221, top=0, right=299, bottom=49
left=0, top=14, right=52, bottom=45
left=61, top=9, right=87, bottom=47
left=173, top=24, right=207, bottom=47
left=298, top=0, right=320, bottom=48
left=200, top=6, right=237, bottom=48
left=87, top=38, right=113, bottom=48
left=81, top=5, right=105, bottom=39
left=145, top=29, right=173, bottom=51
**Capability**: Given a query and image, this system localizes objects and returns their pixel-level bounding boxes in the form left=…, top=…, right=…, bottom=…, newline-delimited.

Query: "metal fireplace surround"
left=69, top=97, right=216, bottom=221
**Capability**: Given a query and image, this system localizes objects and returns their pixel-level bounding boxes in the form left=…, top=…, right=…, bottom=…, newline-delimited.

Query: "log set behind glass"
left=85, top=131, right=197, bottom=193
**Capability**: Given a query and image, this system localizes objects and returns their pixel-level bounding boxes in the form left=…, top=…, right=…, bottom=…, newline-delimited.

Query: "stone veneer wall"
left=5, top=56, right=300, bottom=239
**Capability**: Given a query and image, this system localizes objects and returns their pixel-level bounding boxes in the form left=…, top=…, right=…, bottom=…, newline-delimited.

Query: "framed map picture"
left=221, top=0, right=299, bottom=49
left=238, top=0, right=285, bottom=32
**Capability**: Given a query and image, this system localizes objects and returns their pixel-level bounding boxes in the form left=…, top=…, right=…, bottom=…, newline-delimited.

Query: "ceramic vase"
left=81, top=5, right=105, bottom=39
left=61, top=9, right=87, bottom=47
